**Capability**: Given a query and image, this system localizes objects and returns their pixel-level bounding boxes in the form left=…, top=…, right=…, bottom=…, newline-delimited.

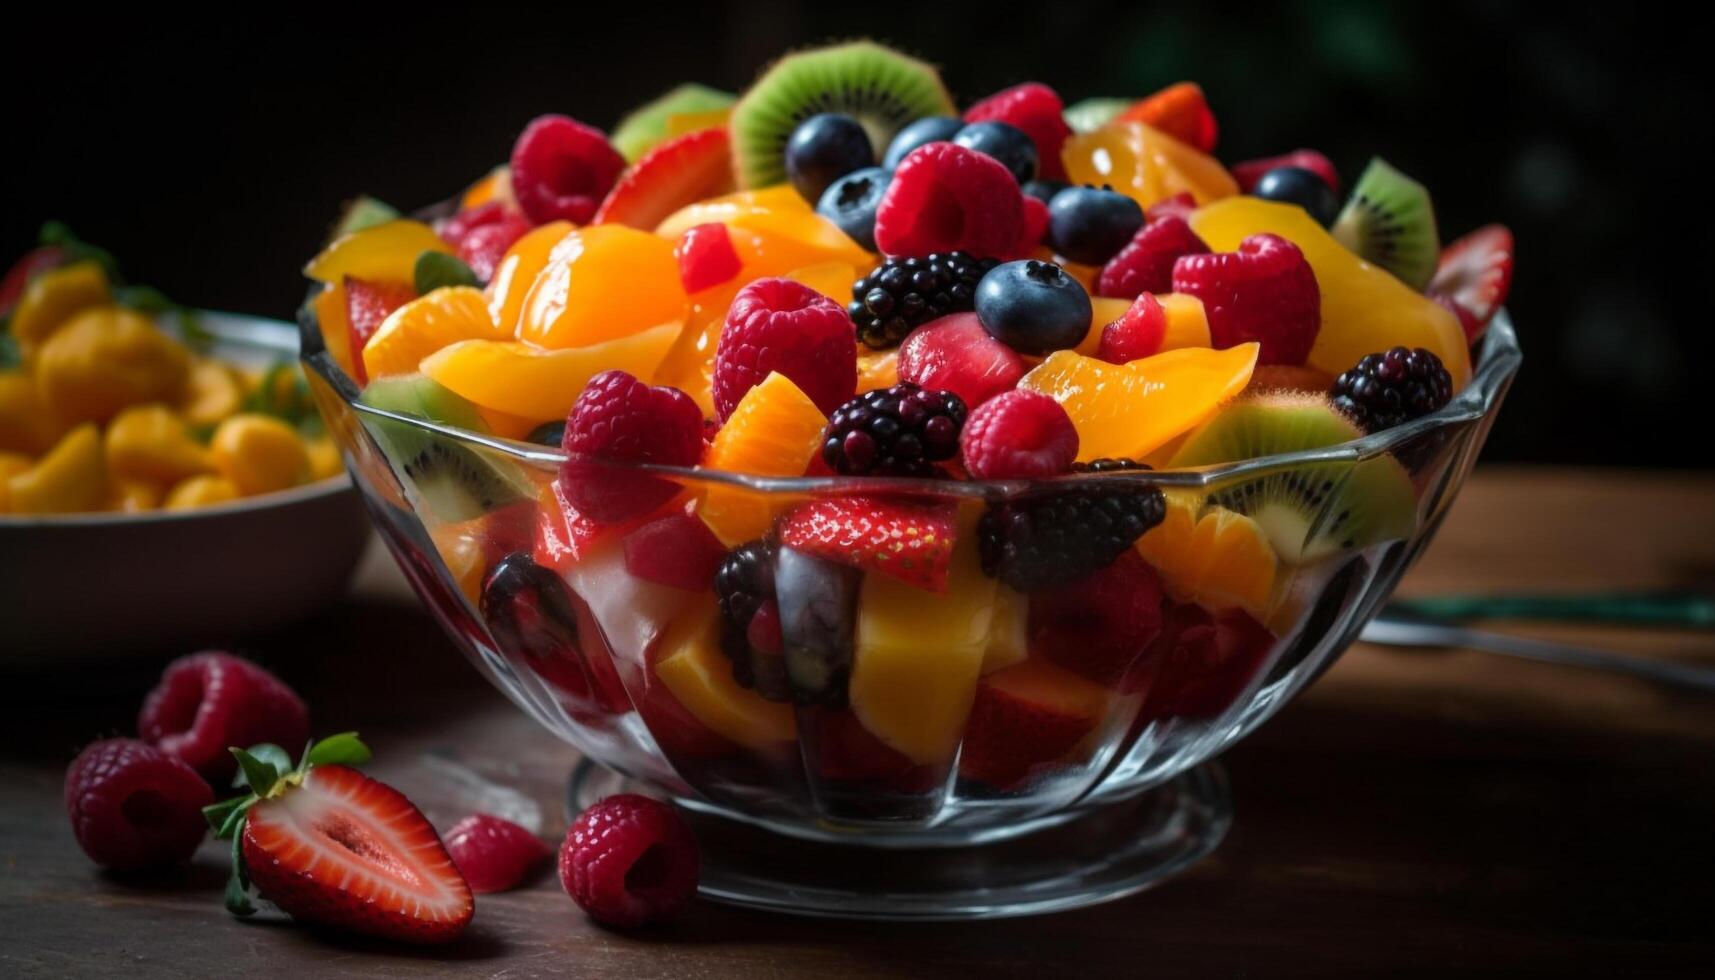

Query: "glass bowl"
left=299, top=289, right=1519, bottom=919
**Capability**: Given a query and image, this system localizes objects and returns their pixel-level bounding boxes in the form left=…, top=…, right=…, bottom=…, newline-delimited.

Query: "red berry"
left=713, top=277, right=856, bottom=420
left=674, top=222, right=742, bottom=294
left=1096, top=215, right=1210, bottom=300
left=1012, top=193, right=1051, bottom=258
left=1172, top=232, right=1320, bottom=366
left=137, top=652, right=309, bottom=781
left=509, top=114, right=626, bottom=226
left=621, top=509, right=727, bottom=592
left=896, top=312, right=1027, bottom=410
left=964, top=82, right=1073, bottom=181
left=1428, top=224, right=1513, bottom=337
left=1139, top=603, right=1275, bottom=721
left=437, top=201, right=509, bottom=246
left=1096, top=293, right=1167, bottom=364
left=779, top=496, right=958, bottom=592
left=560, top=370, right=704, bottom=523
left=873, top=143, right=1024, bottom=259
left=960, top=389, right=1079, bottom=480
left=456, top=213, right=531, bottom=283
left=1145, top=192, right=1198, bottom=224
left=1231, top=150, right=1340, bottom=195
left=64, top=739, right=213, bottom=871
left=560, top=794, right=699, bottom=928
left=344, top=276, right=416, bottom=385
left=445, top=813, right=551, bottom=894
left=1030, top=550, right=1165, bottom=690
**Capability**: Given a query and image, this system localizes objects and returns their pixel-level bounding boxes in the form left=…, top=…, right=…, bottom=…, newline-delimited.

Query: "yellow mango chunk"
left=421, top=321, right=682, bottom=422
left=6, top=424, right=106, bottom=514
left=519, top=225, right=687, bottom=349
left=303, top=219, right=450, bottom=285
left=163, top=474, right=240, bottom=510
left=0, top=372, right=68, bottom=454
left=305, top=437, right=344, bottom=481
left=311, top=280, right=357, bottom=381
left=654, top=186, right=811, bottom=240
left=104, top=404, right=215, bottom=484
left=1158, top=292, right=1213, bottom=350
left=108, top=477, right=163, bottom=513
left=0, top=451, right=35, bottom=512
left=36, top=307, right=190, bottom=424
left=486, top=220, right=572, bottom=335
left=981, top=585, right=1029, bottom=674
left=178, top=356, right=247, bottom=429
left=653, top=601, right=796, bottom=748
left=9, top=261, right=111, bottom=349
left=210, top=414, right=310, bottom=496
left=1062, top=121, right=1238, bottom=209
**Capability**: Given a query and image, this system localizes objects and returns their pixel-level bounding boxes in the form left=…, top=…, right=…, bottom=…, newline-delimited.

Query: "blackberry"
left=821, top=382, right=967, bottom=477
left=979, top=486, right=1167, bottom=592
left=848, top=252, right=999, bottom=349
left=1330, top=346, right=1454, bottom=433
left=713, top=539, right=790, bottom=701
left=1072, top=458, right=1152, bottom=473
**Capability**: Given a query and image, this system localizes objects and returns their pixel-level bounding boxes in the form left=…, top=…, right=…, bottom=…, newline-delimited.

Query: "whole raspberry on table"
left=1330, top=346, right=1454, bottom=433
left=848, top=252, right=999, bottom=350
left=136, top=651, right=309, bottom=781
left=1171, top=232, right=1320, bottom=366
left=979, top=481, right=1167, bottom=592
left=820, top=382, right=967, bottom=477
left=559, top=369, right=704, bottom=523
left=714, top=277, right=857, bottom=419
left=64, top=738, right=213, bottom=871
left=560, top=794, right=700, bottom=928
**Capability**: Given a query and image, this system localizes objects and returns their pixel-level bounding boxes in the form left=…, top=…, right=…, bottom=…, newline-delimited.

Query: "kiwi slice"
left=359, top=374, right=535, bottom=523
left=611, top=83, right=736, bottom=163
left=1063, top=97, right=1131, bottom=133
left=1331, top=157, right=1441, bottom=290
left=729, top=41, right=954, bottom=190
left=1169, top=392, right=1417, bottom=564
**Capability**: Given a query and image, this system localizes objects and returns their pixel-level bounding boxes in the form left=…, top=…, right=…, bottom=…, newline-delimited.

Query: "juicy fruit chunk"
left=1062, top=121, right=1237, bottom=209
left=304, top=219, right=450, bottom=285
left=1020, top=345, right=1258, bottom=462
left=699, top=372, right=826, bottom=545
left=674, top=222, right=742, bottom=293
left=362, top=286, right=506, bottom=380
left=209, top=414, right=311, bottom=495
left=1114, top=82, right=1218, bottom=153
left=421, top=321, right=680, bottom=423
left=653, top=600, right=796, bottom=748
left=36, top=307, right=190, bottom=424
left=6, top=424, right=105, bottom=514
left=780, top=496, right=958, bottom=592
left=1171, top=233, right=1321, bottom=366
left=0, top=372, right=68, bottom=455
left=9, top=261, right=110, bottom=350
left=1136, top=494, right=1278, bottom=615
left=104, top=404, right=213, bottom=485
left=896, top=312, right=1027, bottom=410
left=959, top=658, right=1111, bottom=789
left=520, top=225, right=688, bottom=349
left=486, top=220, right=573, bottom=335
left=622, top=509, right=727, bottom=592
left=1190, top=197, right=1470, bottom=389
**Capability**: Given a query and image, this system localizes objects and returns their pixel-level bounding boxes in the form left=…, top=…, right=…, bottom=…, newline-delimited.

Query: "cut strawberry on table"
left=1428, top=224, right=1513, bottom=338
left=594, top=127, right=737, bottom=231
left=779, top=496, right=958, bottom=592
left=344, top=276, right=416, bottom=385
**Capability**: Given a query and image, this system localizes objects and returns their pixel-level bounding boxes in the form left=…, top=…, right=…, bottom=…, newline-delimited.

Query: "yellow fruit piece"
left=178, top=357, right=247, bottom=429
left=850, top=514, right=995, bottom=765
left=486, top=220, right=573, bottom=335
left=1062, top=121, right=1238, bottom=209
left=1076, top=297, right=1136, bottom=355
left=785, top=261, right=857, bottom=303
left=655, top=186, right=810, bottom=239
left=303, top=219, right=450, bottom=285
left=1190, top=198, right=1472, bottom=389
left=981, top=584, right=1029, bottom=674
left=1158, top=292, right=1213, bottom=350
left=422, top=321, right=682, bottom=423
left=6, top=424, right=106, bottom=514
left=430, top=517, right=488, bottom=605
left=697, top=373, right=825, bottom=546
left=461, top=165, right=515, bottom=212
left=654, top=600, right=796, bottom=748
left=519, top=225, right=687, bottom=349
left=0, top=372, right=67, bottom=454
left=210, top=414, right=310, bottom=496
left=8, top=261, right=111, bottom=350
left=108, top=477, right=163, bottom=513
left=0, top=452, right=35, bottom=512
left=1020, top=344, right=1258, bottom=462
left=311, top=280, right=357, bottom=380
left=856, top=347, right=899, bottom=393
left=361, top=286, right=504, bottom=380
left=726, top=211, right=874, bottom=275
left=36, top=307, right=190, bottom=424
left=104, top=404, right=214, bottom=485
left=664, top=109, right=732, bottom=138
left=1136, top=494, right=1278, bottom=615
left=305, top=437, right=344, bottom=480
left=163, top=474, right=240, bottom=510
left=651, top=312, right=723, bottom=417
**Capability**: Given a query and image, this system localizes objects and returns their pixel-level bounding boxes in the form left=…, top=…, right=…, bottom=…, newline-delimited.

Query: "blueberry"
left=1251, top=166, right=1341, bottom=226
left=951, top=121, right=1038, bottom=183
left=974, top=260, right=1092, bottom=356
left=1046, top=185, right=1144, bottom=265
left=785, top=113, right=875, bottom=205
left=816, top=167, right=892, bottom=252
left=1022, top=179, right=1071, bottom=207
left=526, top=420, right=565, bottom=447
left=883, top=115, right=963, bottom=169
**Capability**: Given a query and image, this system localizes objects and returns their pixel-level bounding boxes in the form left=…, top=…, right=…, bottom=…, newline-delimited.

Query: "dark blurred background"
left=3, top=3, right=1706, bottom=466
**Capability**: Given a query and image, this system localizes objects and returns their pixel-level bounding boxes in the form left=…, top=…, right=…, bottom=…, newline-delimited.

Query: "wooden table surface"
left=3, top=466, right=1712, bottom=978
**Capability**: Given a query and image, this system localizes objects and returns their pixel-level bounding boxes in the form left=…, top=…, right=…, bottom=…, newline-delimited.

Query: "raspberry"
left=137, top=651, right=309, bottom=781
left=848, top=252, right=999, bottom=349
left=873, top=143, right=1025, bottom=260
left=560, top=794, right=700, bottom=928
left=674, top=222, right=742, bottom=294
left=960, top=390, right=1079, bottom=480
left=1171, top=233, right=1320, bottom=366
left=1029, top=550, right=1165, bottom=690
left=445, top=813, right=551, bottom=894
left=963, top=82, right=1073, bottom=181
left=1329, top=346, right=1454, bottom=433
left=509, top=114, right=626, bottom=226
left=1146, top=192, right=1198, bottom=223
left=1014, top=193, right=1050, bottom=257
left=1231, top=149, right=1340, bottom=195
left=560, top=370, right=704, bottom=523
left=714, top=278, right=857, bottom=420
left=821, top=382, right=966, bottom=477
left=979, top=482, right=1166, bottom=592
left=897, top=312, right=1027, bottom=410
left=1096, top=293, right=1166, bottom=364
left=456, top=213, right=531, bottom=283
left=64, top=738, right=213, bottom=871
left=715, top=539, right=789, bottom=701
left=437, top=201, right=510, bottom=246
left=1096, top=216, right=1209, bottom=300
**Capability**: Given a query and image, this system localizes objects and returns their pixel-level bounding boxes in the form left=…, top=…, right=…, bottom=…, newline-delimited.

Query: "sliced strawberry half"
left=344, top=276, right=416, bottom=385
left=594, top=127, right=736, bottom=231
left=1428, top=224, right=1513, bottom=335
left=779, top=496, right=957, bottom=592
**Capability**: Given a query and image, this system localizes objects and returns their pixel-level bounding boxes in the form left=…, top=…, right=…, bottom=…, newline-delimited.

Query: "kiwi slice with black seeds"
left=1169, top=392, right=1418, bottom=565
left=611, top=83, right=736, bottom=163
left=730, top=41, right=954, bottom=190
left=1331, top=157, right=1441, bottom=291
left=359, top=374, right=535, bottom=523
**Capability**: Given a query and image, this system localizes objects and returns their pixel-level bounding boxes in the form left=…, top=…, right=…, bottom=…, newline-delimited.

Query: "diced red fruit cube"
left=137, top=651, right=310, bottom=780
left=445, top=813, right=551, bottom=894
left=637, top=645, right=735, bottom=761
left=1138, top=603, right=1276, bottom=722
left=778, top=496, right=958, bottom=592
left=675, top=222, right=742, bottom=294
left=713, top=277, right=857, bottom=420
left=957, top=672, right=1097, bottom=790
left=1030, top=551, right=1165, bottom=690
left=64, top=738, right=213, bottom=871
left=535, top=477, right=612, bottom=572
left=959, top=389, right=1079, bottom=480
left=560, top=370, right=704, bottom=524
left=457, top=214, right=532, bottom=283
left=344, top=277, right=416, bottom=384
left=1231, top=150, right=1340, bottom=195
left=1096, top=292, right=1167, bottom=364
left=1096, top=215, right=1210, bottom=300
left=872, top=142, right=1025, bottom=259
left=560, top=794, right=700, bottom=928
left=1428, top=223, right=1513, bottom=336
left=1171, top=232, right=1320, bottom=366
left=896, top=312, right=1027, bottom=411
left=963, top=81, right=1073, bottom=181
left=594, top=127, right=736, bottom=232
left=509, top=114, right=627, bottom=226
left=622, top=509, right=727, bottom=592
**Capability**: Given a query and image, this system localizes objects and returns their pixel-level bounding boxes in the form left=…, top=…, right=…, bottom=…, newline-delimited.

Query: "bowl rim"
left=298, top=269, right=1521, bottom=495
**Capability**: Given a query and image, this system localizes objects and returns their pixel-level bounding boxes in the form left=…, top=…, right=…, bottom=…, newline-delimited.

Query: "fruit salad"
left=1, top=226, right=343, bottom=515
left=303, top=42, right=1514, bottom=823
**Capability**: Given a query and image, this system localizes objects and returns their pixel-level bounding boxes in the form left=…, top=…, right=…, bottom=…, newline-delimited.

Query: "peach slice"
left=654, top=185, right=812, bottom=240
left=421, top=321, right=682, bottom=423
left=1061, top=121, right=1237, bottom=209
left=361, top=286, right=506, bottom=380
left=518, top=224, right=687, bottom=349
left=486, top=220, right=572, bottom=336
left=653, top=600, right=796, bottom=748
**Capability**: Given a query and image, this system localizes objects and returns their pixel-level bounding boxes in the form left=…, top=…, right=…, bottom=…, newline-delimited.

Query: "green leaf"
left=224, top=827, right=256, bottom=917
left=333, top=195, right=400, bottom=240
left=202, top=796, right=249, bottom=835
left=233, top=744, right=293, bottom=789
left=216, top=799, right=255, bottom=840
left=229, top=748, right=279, bottom=797
left=414, top=251, right=478, bottom=295
left=304, top=732, right=371, bottom=769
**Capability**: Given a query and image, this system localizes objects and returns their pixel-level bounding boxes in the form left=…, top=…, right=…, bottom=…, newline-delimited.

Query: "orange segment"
left=486, top=220, right=572, bottom=335
left=361, top=286, right=506, bottom=380
left=654, top=599, right=796, bottom=748
left=312, top=281, right=356, bottom=379
left=1157, top=292, right=1212, bottom=350
left=697, top=372, right=825, bottom=545
left=1136, top=494, right=1278, bottom=615
left=856, top=347, right=899, bottom=393
left=304, top=219, right=450, bottom=285
left=421, top=321, right=682, bottom=422
left=519, top=225, right=687, bottom=349
left=1062, top=121, right=1237, bottom=209
left=1020, top=344, right=1258, bottom=462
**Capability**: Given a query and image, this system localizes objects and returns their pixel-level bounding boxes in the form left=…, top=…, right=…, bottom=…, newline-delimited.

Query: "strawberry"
left=1115, top=82, right=1218, bottom=153
left=1029, top=550, right=1164, bottom=690
left=779, top=496, right=957, bottom=592
left=594, top=127, right=736, bottom=231
left=344, top=276, right=415, bottom=384
left=207, top=734, right=473, bottom=944
left=1428, top=224, right=1513, bottom=337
